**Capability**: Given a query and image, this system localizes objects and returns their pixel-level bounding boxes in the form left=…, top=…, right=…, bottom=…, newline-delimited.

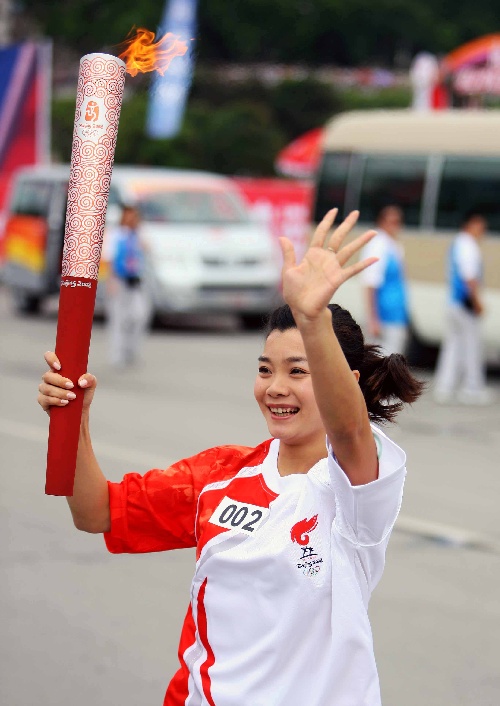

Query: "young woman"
left=38, top=209, right=423, bottom=706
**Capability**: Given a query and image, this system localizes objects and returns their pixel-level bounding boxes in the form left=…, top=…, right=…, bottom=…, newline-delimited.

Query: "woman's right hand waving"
left=38, top=351, right=97, bottom=415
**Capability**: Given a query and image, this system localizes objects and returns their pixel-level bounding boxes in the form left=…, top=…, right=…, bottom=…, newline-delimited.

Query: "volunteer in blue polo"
left=360, top=204, right=409, bottom=355
left=103, top=204, right=151, bottom=368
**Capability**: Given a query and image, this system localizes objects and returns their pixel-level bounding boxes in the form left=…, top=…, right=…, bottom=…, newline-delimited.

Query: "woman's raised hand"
left=38, top=351, right=97, bottom=415
left=279, top=209, right=377, bottom=322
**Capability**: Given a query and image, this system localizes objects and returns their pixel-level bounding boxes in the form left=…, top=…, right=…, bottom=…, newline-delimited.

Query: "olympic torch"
left=45, top=31, right=188, bottom=496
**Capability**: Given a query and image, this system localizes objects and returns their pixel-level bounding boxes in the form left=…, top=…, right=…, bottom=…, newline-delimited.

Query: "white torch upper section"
left=61, top=53, right=126, bottom=279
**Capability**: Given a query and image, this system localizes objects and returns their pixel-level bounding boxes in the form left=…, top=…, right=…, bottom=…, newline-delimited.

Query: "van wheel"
left=12, top=289, right=43, bottom=315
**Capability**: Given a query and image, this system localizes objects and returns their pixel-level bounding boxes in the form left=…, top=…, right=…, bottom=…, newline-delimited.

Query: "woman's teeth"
left=270, top=407, right=298, bottom=415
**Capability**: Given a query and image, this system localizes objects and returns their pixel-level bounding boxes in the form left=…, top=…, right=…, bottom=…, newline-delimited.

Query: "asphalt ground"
left=1, top=288, right=500, bottom=706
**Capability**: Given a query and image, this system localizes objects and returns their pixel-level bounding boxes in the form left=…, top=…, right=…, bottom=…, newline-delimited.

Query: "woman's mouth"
left=268, top=406, right=299, bottom=419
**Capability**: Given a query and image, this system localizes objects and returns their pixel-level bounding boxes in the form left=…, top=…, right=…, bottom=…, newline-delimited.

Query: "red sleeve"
left=104, top=447, right=225, bottom=554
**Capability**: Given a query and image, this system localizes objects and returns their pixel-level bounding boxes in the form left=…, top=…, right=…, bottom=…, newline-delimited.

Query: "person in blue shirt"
left=360, top=205, right=409, bottom=355
left=104, top=205, right=150, bottom=367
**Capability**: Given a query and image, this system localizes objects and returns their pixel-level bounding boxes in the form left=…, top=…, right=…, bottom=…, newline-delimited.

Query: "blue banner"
left=146, top=0, right=197, bottom=139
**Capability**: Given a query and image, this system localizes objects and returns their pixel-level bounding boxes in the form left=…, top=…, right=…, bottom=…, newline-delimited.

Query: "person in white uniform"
left=38, top=208, right=424, bottom=706
left=361, top=205, right=410, bottom=355
left=434, top=210, right=493, bottom=405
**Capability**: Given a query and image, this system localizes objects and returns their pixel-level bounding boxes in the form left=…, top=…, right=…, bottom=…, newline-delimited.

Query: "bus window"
left=314, top=152, right=350, bottom=222
left=11, top=180, right=53, bottom=218
left=436, top=157, right=500, bottom=232
left=358, top=155, right=428, bottom=226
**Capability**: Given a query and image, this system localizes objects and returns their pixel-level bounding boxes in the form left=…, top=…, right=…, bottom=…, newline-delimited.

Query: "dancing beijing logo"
left=76, top=97, right=108, bottom=142
left=85, top=100, right=99, bottom=122
left=290, top=515, right=323, bottom=577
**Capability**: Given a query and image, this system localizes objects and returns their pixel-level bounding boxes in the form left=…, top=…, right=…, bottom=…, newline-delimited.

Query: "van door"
left=3, top=177, right=67, bottom=312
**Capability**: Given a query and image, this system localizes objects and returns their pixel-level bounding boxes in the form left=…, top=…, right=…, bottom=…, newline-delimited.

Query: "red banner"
left=233, top=177, right=313, bottom=260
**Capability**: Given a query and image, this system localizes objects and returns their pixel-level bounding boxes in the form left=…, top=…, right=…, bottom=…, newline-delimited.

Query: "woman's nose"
left=266, top=376, right=289, bottom=397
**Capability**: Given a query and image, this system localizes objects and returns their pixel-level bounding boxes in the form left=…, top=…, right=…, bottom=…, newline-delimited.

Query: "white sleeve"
left=328, top=427, right=406, bottom=599
left=455, top=237, right=482, bottom=281
left=359, top=235, right=387, bottom=288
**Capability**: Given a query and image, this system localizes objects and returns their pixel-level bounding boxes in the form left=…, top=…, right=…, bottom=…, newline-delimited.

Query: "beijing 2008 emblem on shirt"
left=291, top=516, right=323, bottom=577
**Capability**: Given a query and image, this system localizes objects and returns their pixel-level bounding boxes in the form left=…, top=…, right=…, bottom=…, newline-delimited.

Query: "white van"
left=2, top=165, right=282, bottom=325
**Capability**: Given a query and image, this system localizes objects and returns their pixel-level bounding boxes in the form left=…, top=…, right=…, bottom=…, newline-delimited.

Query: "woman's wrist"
left=292, top=306, right=332, bottom=332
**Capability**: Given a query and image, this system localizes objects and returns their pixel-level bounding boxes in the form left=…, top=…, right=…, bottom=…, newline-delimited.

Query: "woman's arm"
left=280, top=209, right=379, bottom=486
left=38, top=352, right=110, bottom=532
left=70, top=409, right=110, bottom=532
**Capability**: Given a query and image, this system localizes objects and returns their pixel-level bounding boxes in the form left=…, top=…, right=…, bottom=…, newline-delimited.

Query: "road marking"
left=395, top=515, right=500, bottom=554
left=0, top=417, right=166, bottom=469
left=2, top=416, right=499, bottom=554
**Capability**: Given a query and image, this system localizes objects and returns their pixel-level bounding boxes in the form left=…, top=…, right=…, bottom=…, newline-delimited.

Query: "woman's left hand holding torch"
left=40, top=351, right=111, bottom=532
left=39, top=352, right=96, bottom=415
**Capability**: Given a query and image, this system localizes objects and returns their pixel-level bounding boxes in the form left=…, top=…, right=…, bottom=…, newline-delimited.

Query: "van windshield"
left=137, top=189, right=249, bottom=224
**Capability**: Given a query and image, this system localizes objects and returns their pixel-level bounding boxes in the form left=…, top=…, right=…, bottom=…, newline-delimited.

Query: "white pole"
left=0, top=0, right=12, bottom=47
left=37, top=40, right=53, bottom=164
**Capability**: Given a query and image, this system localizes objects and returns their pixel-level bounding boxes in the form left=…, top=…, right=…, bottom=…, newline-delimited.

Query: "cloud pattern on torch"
left=61, top=54, right=126, bottom=279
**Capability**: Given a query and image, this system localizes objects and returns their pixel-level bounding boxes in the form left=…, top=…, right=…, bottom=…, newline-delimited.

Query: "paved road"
left=1, top=289, right=500, bottom=706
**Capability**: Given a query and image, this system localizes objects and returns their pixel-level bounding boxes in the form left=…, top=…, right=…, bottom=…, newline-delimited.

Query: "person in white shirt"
left=434, top=210, right=493, bottom=405
left=360, top=205, right=410, bottom=355
left=37, top=208, right=424, bottom=706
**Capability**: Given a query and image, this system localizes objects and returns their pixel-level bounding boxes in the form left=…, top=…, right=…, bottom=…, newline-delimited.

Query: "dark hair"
left=265, top=303, right=424, bottom=424
left=461, top=208, right=487, bottom=226
left=375, top=203, right=403, bottom=224
left=121, top=204, right=138, bottom=214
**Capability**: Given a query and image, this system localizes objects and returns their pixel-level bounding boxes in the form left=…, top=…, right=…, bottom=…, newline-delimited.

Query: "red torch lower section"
left=45, top=277, right=98, bottom=496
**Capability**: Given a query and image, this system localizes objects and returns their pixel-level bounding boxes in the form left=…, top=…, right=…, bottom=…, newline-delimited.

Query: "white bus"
left=313, top=110, right=500, bottom=364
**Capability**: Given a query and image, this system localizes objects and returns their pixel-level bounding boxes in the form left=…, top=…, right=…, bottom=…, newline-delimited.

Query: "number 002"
left=218, top=504, right=263, bottom=532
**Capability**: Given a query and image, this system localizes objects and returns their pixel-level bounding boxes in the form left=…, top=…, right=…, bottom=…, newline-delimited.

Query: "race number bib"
left=209, top=496, right=270, bottom=534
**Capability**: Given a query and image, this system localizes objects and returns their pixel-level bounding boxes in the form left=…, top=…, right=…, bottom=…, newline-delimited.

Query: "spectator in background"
left=104, top=205, right=150, bottom=368
left=434, top=210, right=493, bottom=405
left=360, top=205, right=409, bottom=355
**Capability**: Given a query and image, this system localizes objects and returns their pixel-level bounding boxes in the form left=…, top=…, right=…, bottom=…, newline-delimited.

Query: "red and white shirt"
left=105, top=425, right=406, bottom=706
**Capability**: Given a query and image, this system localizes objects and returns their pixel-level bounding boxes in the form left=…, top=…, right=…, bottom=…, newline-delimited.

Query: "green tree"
left=24, top=0, right=500, bottom=66
left=269, top=79, right=343, bottom=140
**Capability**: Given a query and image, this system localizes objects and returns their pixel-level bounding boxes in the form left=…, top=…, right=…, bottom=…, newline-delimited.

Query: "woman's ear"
left=352, top=369, right=360, bottom=383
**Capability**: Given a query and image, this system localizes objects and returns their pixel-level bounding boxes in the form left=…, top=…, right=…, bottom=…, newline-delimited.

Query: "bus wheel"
left=12, top=289, right=43, bottom=315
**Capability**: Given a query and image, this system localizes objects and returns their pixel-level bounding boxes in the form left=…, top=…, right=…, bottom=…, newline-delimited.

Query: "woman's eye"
left=291, top=368, right=307, bottom=375
left=258, top=366, right=271, bottom=374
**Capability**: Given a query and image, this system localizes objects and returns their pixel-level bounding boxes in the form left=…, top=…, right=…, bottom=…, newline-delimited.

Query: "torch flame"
left=118, top=28, right=188, bottom=77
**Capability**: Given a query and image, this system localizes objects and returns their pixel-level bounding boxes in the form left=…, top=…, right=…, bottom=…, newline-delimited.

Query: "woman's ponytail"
left=360, top=345, right=425, bottom=424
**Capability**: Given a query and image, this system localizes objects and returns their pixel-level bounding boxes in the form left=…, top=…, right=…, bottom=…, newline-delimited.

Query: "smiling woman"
left=37, top=209, right=424, bottom=706
left=254, top=330, right=326, bottom=467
